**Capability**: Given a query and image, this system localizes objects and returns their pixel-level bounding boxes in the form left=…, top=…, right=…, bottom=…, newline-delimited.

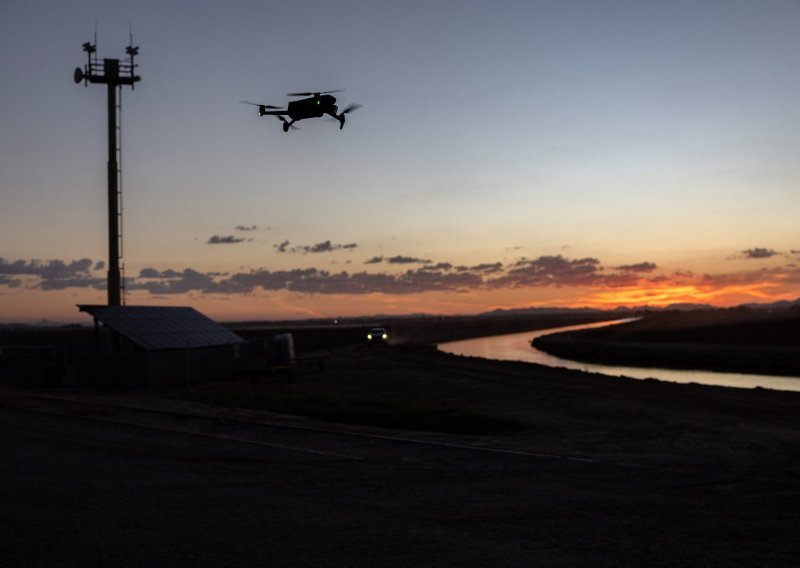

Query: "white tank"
left=270, top=333, right=295, bottom=363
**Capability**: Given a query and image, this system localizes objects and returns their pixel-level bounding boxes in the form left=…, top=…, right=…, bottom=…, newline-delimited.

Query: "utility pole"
left=74, top=36, right=140, bottom=306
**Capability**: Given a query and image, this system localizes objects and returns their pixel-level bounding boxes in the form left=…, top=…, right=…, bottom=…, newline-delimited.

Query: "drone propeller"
left=341, top=103, right=362, bottom=114
left=287, top=89, right=344, bottom=97
left=238, top=100, right=282, bottom=109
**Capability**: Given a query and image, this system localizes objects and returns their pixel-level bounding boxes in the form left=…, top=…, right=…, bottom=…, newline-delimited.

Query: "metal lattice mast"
left=75, top=36, right=140, bottom=306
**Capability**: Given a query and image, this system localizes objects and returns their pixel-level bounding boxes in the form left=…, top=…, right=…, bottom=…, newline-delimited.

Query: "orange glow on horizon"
left=583, top=280, right=788, bottom=309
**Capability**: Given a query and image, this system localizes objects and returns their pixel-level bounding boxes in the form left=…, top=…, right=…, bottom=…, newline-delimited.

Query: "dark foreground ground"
left=3, top=337, right=800, bottom=566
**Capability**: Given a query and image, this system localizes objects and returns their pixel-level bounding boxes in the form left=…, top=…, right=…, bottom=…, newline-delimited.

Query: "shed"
left=76, top=305, right=245, bottom=387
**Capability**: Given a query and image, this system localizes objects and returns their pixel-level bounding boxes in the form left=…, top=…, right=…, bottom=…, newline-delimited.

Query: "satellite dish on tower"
left=73, top=67, right=84, bottom=84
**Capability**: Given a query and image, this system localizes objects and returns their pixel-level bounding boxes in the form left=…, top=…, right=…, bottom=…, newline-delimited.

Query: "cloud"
left=123, top=264, right=484, bottom=296
left=386, top=255, right=431, bottom=264
left=299, top=240, right=358, bottom=254
left=129, top=268, right=225, bottom=294
left=614, top=262, right=657, bottom=272
left=220, top=268, right=318, bottom=293
left=488, top=255, right=607, bottom=289
left=365, top=255, right=432, bottom=265
left=0, top=258, right=28, bottom=275
left=422, top=262, right=454, bottom=271
left=235, top=225, right=257, bottom=231
left=0, top=253, right=648, bottom=295
left=138, top=267, right=190, bottom=279
left=742, top=247, right=778, bottom=259
left=277, top=240, right=358, bottom=254
left=0, top=275, right=22, bottom=288
left=0, top=257, right=94, bottom=278
left=455, top=262, right=503, bottom=274
left=10, top=251, right=799, bottom=304
left=208, top=235, right=245, bottom=245
left=280, top=267, right=482, bottom=295
left=0, top=257, right=104, bottom=290
left=40, top=276, right=105, bottom=291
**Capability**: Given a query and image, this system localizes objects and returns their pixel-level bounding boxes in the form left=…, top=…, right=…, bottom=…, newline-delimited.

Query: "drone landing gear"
left=326, top=111, right=346, bottom=130
left=329, top=104, right=360, bottom=130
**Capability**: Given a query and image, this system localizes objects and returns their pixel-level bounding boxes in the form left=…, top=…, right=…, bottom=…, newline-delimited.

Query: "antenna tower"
left=74, top=33, right=140, bottom=306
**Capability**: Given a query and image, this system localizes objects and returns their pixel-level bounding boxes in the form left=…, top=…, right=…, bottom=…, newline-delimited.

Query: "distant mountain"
left=481, top=307, right=607, bottom=317
left=0, top=320, right=84, bottom=329
left=741, top=298, right=800, bottom=310
left=483, top=298, right=800, bottom=317
left=0, top=323, right=30, bottom=329
left=660, top=298, right=800, bottom=311
left=663, top=303, right=714, bottom=311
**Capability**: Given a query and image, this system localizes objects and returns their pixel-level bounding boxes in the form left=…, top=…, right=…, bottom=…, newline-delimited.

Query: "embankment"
left=532, top=309, right=800, bottom=377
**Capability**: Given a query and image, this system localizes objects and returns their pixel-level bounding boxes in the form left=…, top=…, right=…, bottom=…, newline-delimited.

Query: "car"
left=366, top=327, right=389, bottom=344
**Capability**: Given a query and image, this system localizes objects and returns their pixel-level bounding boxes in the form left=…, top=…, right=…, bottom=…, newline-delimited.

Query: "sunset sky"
left=2, top=0, right=799, bottom=323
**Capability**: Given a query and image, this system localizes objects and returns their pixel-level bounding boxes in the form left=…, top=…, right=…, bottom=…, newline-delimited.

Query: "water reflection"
left=438, top=319, right=800, bottom=392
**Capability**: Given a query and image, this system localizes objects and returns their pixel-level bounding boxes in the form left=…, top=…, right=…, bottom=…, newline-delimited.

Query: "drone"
left=240, top=90, right=361, bottom=132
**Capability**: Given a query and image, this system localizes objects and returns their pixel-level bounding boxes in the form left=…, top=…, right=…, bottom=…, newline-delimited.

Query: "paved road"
left=1, top=407, right=798, bottom=567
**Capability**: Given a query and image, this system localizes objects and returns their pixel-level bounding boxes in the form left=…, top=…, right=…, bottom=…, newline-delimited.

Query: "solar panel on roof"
left=78, top=305, right=245, bottom=351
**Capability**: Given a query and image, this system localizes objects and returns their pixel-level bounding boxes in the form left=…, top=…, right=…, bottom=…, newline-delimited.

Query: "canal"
left=438, top=319, right=800, bottom=392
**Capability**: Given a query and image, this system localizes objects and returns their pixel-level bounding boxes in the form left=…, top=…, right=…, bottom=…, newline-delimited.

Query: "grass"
left=175, top=391, right=529, bottom=435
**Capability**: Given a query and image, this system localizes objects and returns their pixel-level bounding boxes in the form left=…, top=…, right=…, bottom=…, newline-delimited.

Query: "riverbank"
left=533, top=308, right=800, bottom=377
left=109, top=341, right=798, bottom=470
